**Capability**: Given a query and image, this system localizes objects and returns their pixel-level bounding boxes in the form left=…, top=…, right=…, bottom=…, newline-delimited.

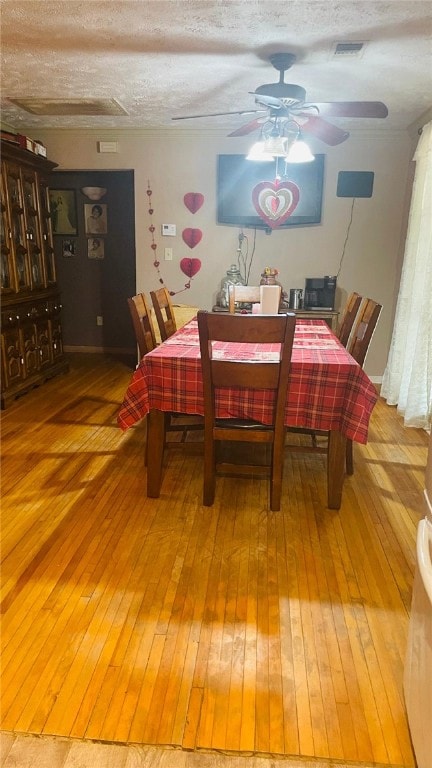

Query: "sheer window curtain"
left=381, top=121, right=432, bottom=430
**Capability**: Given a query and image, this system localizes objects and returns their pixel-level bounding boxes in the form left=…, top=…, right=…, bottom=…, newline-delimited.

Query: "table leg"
left=327, top=430, right=346, bottom=509
left=147, top=409, right=166, bottom=498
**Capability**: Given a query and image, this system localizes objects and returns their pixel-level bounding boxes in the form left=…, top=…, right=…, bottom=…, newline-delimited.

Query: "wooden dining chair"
left=347, top=296, right=382, bottom=367
left=345, top=296, right=382, bottom=473
left=337, top=291, right=362, bottom=347
left=150, top=287, right=177, bottom=341
left=285, top=292, right=361, bottom=450
left=127, top=292, right=157, bottom=359
left=286, top=296, right=382, bottom=475
left=228, top=284, right=261, bottom=313
left=127, top=293, right=203, bottom=459
left=197, top=310, right=296, bottom=511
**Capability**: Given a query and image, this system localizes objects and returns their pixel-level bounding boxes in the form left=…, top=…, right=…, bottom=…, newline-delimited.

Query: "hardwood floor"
left=1, top=353, right=428, bottom=766
left=0, top=731, right=413, bottom=768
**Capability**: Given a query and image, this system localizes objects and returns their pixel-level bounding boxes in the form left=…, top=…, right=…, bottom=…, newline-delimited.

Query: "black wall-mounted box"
left=337, top=171, right=375, bottom=198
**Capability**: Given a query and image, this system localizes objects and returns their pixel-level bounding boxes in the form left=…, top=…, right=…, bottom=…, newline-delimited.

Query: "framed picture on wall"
left=85, top=203, right=107, bottom=235
left=87, top=237, right=105, bottom=259
left=49, top=190, right=77, bottom=235
left=62, top=239, right=76, bottom=258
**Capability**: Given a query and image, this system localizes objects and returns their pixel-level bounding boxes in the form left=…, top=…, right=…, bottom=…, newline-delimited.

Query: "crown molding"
left=25, top=125, right=410, bottom=143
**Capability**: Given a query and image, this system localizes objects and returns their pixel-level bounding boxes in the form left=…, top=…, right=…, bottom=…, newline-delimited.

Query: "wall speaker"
left=337, top=171, right=374, bottom=198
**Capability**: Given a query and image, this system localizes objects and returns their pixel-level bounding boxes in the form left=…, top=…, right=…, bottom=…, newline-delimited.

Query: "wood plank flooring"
left=0, top=732, right=412, bottom=768
left=0, top=354, right=428, bottom=766
left=0, top=731, right=412, bottom=768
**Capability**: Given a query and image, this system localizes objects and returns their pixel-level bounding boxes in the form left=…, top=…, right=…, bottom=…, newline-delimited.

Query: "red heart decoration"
left=252, top=180, right=300, bottom=229
left=184, top=193, right=204, bottom=214
left=182, top=228, right=202, bottom=248
left=180, top=257, right=201, bottom=278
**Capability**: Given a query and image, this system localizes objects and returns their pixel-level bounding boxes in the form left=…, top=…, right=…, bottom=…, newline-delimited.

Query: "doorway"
left=49, top=169, right=136, bottom=361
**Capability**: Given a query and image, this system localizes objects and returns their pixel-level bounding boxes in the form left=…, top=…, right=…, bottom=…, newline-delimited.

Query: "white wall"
left=34, top=126, right=413, bottom=378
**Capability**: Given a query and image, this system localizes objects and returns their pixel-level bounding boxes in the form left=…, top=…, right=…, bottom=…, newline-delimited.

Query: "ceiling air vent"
left=332, top=41, right=367, bottom=58
left=8, top=98, right=128, bottom=116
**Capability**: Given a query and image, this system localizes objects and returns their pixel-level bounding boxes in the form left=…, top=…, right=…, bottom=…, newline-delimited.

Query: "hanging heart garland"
left=183, top=192, right=204, bottom=214
left=251, top=180, right=300, bottom=229
left=182, top=228, right=202, bottom=249
left=180, top=257, right=202, bottom=278
left=147, top=182, right=196, bottom=294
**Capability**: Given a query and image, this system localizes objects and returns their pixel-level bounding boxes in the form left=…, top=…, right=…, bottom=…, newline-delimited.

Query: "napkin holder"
left=260, top=284, right=281, bottom=314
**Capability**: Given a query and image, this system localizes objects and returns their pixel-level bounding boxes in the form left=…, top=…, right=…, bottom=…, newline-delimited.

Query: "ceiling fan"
left=172, top=52, right=388, bottom=146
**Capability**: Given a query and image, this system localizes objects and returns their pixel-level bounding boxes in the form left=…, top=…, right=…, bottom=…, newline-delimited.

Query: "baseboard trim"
left=64, top=345, right=135, bottom=355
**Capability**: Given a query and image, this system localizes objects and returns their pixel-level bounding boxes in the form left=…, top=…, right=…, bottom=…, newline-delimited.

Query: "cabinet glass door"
left=0, top=171, right=14, bottom=292
left=22, top=170, right=44, bottom=290
left=6, top=162, right=31, bottom=290
left=39, top=178, right=56, bottom=284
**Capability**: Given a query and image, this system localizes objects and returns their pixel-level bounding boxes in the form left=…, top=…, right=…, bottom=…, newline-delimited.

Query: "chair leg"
left=203, top=435, right=216, bottom=506
left=270, top=479, right=282, bottom=512
left=346, top=438, right=354, bottom=475
left=270, top=439, right=283, bottom=511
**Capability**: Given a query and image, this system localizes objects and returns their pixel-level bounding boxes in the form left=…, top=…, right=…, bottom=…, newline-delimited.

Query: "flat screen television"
left=217, top=153, right=325, bottom=230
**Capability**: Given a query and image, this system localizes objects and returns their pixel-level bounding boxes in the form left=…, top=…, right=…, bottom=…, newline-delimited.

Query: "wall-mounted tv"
left=217, top=153, right=325, bottom=230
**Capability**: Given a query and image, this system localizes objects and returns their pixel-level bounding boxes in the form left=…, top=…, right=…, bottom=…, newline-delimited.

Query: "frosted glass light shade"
left=285, top=141, right=315, bottom=163
left=246, top=141, right=273, bottom=161
left=263, top=136, right=288, bottom=156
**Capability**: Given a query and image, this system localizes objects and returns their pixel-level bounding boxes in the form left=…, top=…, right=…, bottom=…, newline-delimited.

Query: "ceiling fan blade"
left=304, top=101, right=388, bottom=118
left=228, top=118, right=267, bottom=137
left=172, top=109, right=263, bottom=121
left=296, top=114, right=350, bottom=145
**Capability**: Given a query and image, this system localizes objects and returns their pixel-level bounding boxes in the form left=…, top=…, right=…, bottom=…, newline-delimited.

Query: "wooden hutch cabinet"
left=0, top=140, right=68, bottom=408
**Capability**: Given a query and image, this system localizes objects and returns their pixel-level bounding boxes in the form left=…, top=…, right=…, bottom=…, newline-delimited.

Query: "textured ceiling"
left=1, top=0, right=431, bottom=137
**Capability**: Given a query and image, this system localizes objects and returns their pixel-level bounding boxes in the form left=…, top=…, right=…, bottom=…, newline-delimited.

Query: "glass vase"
left=217, top=264, right=246, bottom=308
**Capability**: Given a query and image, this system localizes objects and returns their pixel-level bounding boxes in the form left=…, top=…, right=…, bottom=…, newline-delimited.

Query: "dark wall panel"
left=50, top=170, right=136, bottom=354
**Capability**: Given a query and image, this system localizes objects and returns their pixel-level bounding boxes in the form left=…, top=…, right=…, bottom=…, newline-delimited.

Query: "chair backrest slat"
left=337, top=291, right=362, bottom=347
left=127, top=293, right=157, bottom=358
left=150, top=287, right=177, bottom=341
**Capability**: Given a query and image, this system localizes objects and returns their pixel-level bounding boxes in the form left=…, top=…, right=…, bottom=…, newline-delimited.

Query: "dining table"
left=117, top=316, right=378, bottom=509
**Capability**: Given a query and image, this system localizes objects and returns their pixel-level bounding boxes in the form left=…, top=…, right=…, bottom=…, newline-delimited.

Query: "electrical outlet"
left=164, top=247, right=173, bottom=261
left=96, top=315, right=103, bottom=326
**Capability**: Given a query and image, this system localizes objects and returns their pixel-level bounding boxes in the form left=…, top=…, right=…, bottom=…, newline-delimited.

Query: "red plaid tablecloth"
left=118, top=319, right=378, bottom=444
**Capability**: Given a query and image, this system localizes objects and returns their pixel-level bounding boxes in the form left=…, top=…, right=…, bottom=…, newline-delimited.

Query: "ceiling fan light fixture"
left=246, top=140, right=274, bottom=161
left=264, top=135, right=288, bottom=156
left=172, top=51, right=388, bottom=148
left=247, top=128, right=314, bottom=163
left=285, top=140, right=315, bottom=163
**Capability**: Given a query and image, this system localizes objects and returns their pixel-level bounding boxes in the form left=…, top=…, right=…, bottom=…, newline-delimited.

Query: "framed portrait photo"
left=49, top=190, right=77, bottom=235
left=62, top=239, right=76, bottom=258
left=85, top=203, right=107, bottom=235
left=87, top=237, right=105, bottom=260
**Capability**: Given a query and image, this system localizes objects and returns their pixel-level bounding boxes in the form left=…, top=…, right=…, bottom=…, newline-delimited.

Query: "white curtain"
left=381, top=121, right=432, bottom=430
